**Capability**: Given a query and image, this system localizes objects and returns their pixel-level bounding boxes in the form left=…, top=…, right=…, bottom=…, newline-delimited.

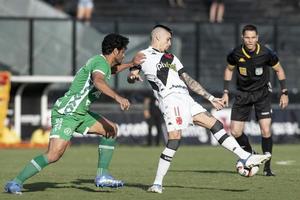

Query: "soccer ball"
left=236, top=160, right=259, bottom=177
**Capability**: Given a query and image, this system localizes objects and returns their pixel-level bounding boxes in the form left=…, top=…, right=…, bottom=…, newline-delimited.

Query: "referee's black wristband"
left=224, top=80, right=230, bottom=91
left=279, top=79, right=287, bottom=91
left=129, top=65, right=141, bottom=71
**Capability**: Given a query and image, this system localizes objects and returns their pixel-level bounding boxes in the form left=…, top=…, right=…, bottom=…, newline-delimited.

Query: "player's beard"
left=112, top=63, right=120, bottom=68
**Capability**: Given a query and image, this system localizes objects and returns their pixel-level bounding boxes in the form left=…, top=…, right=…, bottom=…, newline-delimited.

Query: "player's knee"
left=111, top=123, right=118, bottom=137
left=261, top=128, right=271, bottom=137
left=166, top=139, right=181, bottom=151
left=46, top=149, right=64, bottom=163
left=210, top=120, right=224, bottom=134
left=47, top=152, right=63, bottom=163
left=230, top=130, right=241, bottom=138
left=104, top=123, right=118, bottom=138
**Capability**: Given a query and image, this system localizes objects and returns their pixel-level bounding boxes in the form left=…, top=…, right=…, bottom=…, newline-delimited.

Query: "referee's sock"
left=262, top=136, right=273, bottom=170
left=236, top=133, right=253, bottom=153
left=14, top=154, right=49, bottom=184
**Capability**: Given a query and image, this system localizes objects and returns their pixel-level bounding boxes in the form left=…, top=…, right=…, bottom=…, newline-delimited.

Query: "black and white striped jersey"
left=140, top=47, right=189, bottom=99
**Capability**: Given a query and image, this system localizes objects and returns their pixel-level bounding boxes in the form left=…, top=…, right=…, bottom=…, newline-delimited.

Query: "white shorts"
left=158, top=93, right=207, bottom=132
left=78, top=0, right=94, bottom=9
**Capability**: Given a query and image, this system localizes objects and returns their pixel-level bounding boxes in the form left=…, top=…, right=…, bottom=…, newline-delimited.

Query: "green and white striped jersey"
left=53, top=55, right=111, bottom=115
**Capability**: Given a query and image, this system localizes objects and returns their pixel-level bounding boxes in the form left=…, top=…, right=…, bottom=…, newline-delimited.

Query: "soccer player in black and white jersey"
left=128, top=25, right=271, bottom=193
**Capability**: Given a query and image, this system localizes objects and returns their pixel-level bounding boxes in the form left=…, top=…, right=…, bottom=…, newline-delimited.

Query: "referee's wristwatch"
left=281, top=90, right=288, bottom=96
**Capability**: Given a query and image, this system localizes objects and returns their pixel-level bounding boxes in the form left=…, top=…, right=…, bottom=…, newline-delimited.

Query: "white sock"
left=153, top=147, right=176, bottom=186
left=213, top=129, right=251, bottom=160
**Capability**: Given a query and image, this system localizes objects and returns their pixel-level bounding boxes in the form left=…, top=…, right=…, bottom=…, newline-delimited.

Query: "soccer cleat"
left=4, top=181, right=22, bottom=195
left=263, top=168, right=276, bottom=176
left=243, top=153, right=272, bottom=168
left=147, top=184, right=163, bottom=194
left=94, top=174, right=124, bottom=188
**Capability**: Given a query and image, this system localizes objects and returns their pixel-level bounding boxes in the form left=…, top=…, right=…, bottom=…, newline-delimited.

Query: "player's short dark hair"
left=242, top=24, right=258, bottom=35
left=153, top=24, right=173, bottom=35
left=102, top=33, right=129, bottom=55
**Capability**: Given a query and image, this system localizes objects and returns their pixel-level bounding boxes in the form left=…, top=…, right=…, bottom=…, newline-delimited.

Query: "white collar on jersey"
left=100, top=54, right=107, bottom=61
left=150, top=46, right=165, bottom=53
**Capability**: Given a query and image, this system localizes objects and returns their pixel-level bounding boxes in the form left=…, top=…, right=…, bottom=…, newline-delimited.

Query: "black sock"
left=235, top=133, right=252, bottom=153
left=262, top=136, right=273, bottom=170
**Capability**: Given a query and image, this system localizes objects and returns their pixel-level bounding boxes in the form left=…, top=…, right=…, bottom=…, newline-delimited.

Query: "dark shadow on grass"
left=125, top=182, right=248, bottom=193
left=23, top=181, right=113, bottom=193
left=70, top=179, right=118, bottom=193
left=166, top=185, right=249, bottom=192
left=170, top=169, right=236, bottom=174
left=125, top=182, right=149, bottom=191
left=23, top=182, right=67, bottom=193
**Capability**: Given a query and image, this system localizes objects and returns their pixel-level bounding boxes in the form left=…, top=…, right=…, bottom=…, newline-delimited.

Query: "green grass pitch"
left=0, top=144, right=299, bottom=200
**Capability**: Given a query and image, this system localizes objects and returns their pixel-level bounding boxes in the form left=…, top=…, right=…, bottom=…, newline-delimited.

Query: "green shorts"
left=50, top=109, right=103, bottom=141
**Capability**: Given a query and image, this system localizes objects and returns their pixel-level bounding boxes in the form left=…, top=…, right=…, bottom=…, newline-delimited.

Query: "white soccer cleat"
left=244, top=153, right=271, bottom=168
left=147, top=184, right=163, bottom=194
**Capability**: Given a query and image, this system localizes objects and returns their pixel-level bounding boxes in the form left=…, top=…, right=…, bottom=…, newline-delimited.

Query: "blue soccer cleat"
left=4, top=181, right=22, bottom=195
left=94, top=174, right=124, bottom=188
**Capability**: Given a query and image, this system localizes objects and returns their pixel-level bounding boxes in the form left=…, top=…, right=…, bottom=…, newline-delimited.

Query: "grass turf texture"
left=0, top=144, right=299, bottom=200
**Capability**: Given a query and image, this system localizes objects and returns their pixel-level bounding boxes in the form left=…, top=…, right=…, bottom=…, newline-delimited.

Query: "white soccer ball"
left=236, top=160, right=259, bottom=177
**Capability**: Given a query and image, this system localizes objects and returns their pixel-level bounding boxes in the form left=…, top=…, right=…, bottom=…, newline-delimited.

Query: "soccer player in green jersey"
left=4, top=33, right=145, bottom=194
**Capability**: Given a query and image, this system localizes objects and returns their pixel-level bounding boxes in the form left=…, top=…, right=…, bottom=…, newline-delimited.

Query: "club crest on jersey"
left=164, top=53, right=173, bottom=59
left=239, top=58, right=246, bottom=62
left=156, top=62, right=177, bottom=72
left=176, top=116, right=182, bottom=125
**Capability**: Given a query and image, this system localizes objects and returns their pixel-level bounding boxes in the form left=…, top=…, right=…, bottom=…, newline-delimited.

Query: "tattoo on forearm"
left=181, top=73, right=211, bottom=99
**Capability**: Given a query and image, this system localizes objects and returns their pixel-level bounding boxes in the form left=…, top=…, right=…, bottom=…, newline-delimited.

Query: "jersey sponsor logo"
left=239, top=67, right=247, bottom=76
left=157, top=53, right=175, bottom=86
left=169, top=85, right=188, bottom=90
left=239, top=58, right=246, bottom=62
left=255, top=67, right=263, bottom=75
left=156, top=62, right=177, bottom=72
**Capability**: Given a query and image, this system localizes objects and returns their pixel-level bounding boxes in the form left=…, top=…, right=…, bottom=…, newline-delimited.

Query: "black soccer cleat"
left=263, top=168, right=276, bottom=176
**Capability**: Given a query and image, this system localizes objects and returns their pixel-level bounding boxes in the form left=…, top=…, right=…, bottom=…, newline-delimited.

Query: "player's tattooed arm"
left=180, top=72, right=213, bottom=100
left=181, top=72, right=225, bottom=110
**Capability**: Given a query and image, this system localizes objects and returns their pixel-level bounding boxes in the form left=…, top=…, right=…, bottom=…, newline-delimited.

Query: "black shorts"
left=231, top=86, right=272, bottom=121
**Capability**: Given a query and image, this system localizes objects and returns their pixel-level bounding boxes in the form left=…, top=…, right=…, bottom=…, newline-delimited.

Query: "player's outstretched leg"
left=204, top=118, right=271, bottom=168
left=94, top=137, right=124, bottom=188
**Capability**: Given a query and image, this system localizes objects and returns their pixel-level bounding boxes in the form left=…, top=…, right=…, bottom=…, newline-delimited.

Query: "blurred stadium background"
left=0, top=0, right=299, bottom=147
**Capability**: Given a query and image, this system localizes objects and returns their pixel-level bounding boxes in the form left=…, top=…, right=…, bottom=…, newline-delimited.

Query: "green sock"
left=97, top=137, right=116, bottom=176
left=14, top=154, right=49, bottom=184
